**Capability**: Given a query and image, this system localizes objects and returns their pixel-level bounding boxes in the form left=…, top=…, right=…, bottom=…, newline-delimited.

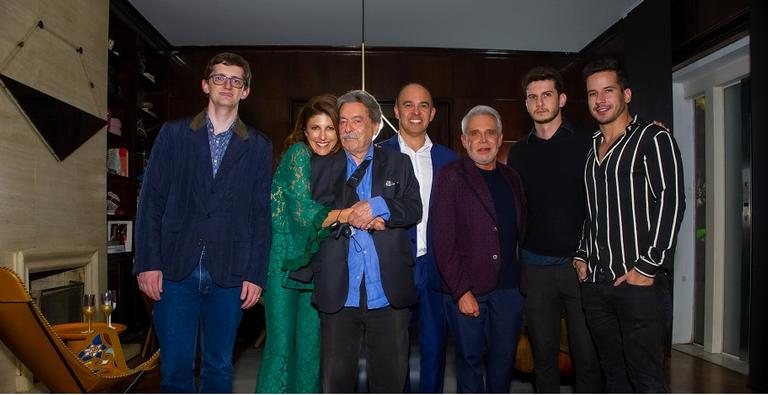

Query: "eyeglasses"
left=208, top=74, right=246, bottom=89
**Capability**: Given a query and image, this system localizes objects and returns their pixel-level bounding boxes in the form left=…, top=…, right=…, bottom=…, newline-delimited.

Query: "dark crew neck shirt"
left=506, top=121, right=592, bottom=258
left=479, top=167, right=519, bottom=289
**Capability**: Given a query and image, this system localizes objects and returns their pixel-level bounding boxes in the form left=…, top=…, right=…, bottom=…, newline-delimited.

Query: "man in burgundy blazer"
left=432, top=105, right=526, bottom=393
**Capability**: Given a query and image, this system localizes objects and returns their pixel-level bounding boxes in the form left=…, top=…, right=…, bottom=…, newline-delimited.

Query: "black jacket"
left=308, top=147, right=422, bottom=314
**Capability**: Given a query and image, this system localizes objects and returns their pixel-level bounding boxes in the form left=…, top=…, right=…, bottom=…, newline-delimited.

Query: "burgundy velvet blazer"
left=431, top=156, right=526, bottom=301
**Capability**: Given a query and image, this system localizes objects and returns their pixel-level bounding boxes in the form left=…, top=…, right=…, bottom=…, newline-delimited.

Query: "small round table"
left=52, top=322, right=127, bottom=351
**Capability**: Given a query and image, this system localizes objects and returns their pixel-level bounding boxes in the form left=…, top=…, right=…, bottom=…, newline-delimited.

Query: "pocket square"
left=385, top=180, right=398, bottom=187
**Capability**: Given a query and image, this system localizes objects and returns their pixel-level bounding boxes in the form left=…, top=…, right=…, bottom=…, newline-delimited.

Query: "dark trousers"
left=525, top=264, right=601, bottom=393
left=412, top=255, right=449, bottom=393
left=445, top=288, right=524, bottom=393
left=320, top=305, right=410, bottom=393
left=581, top=282, right=666, bottom=393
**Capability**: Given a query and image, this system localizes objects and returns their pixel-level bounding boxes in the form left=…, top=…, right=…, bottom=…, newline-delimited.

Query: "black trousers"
left=524, top=264, right=601, bottom=393
left=320, top=304, right=410, bottom=393
left=581, top=281, right=667, bottom=393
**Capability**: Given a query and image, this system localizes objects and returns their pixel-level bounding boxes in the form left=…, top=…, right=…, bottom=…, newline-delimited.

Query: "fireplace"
left=1, top=247, right=99, bottom=391
left=37, top=281, right=85, bottom=325
left=6, top=247, right=99, bottom=293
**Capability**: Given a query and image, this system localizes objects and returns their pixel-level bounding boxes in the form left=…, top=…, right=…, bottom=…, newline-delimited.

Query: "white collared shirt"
left=397, top=133, right=433, bottom=257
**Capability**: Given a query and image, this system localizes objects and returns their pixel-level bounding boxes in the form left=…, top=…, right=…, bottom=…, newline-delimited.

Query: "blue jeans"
left=153, top=263, right=244, bottom=393
left=445, top=288, right=524, bottom=393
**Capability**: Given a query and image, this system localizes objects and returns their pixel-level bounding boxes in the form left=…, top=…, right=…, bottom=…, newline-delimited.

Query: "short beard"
left=533, top=107, right=560, bottom=125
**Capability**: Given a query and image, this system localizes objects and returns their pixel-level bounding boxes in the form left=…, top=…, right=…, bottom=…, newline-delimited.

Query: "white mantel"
left=2, top=247, right=99, bottom=392
left=6, top=247, right=99, bottom=294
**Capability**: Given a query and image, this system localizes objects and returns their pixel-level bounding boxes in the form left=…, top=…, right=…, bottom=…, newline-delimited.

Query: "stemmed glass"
left=81, top=294, right=96, bottom=333
left=101, top=290, right=116, bottom=329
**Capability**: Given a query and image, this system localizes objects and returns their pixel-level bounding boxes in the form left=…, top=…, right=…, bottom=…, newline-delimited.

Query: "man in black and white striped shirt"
left=573, top=58, right=685, bottom=392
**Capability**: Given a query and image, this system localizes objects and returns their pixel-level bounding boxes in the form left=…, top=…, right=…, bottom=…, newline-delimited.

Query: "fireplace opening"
left=35, top=281, right=84, bottom=325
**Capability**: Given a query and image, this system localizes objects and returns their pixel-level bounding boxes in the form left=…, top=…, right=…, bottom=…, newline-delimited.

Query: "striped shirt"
left=575, top=115, right=685, bottom=282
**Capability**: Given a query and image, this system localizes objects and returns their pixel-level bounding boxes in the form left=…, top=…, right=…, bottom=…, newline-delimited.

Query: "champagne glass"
left=101, top=291, right=114, bottom=328
left=82, top=294, right=96, bottom=333
left=109, top=290, right=117, bottom=329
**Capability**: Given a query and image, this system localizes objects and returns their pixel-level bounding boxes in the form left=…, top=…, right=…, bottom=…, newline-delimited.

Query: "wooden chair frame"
left=0, top=267, right=159, bottom=393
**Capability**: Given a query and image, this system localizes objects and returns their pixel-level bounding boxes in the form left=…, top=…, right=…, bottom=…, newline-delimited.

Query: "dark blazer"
left=309, top=147, right=422, bottom=314
left=133, top=111, right=273, bottom=288
left=377, top=136, right=458, bottom=290
left=431, top=157, right=526, bottom=300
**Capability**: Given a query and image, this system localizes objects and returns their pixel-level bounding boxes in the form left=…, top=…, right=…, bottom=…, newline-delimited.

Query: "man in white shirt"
left=379, top=83, right=458, bottom=392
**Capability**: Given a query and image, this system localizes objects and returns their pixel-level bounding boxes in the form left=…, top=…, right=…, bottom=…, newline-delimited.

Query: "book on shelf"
left=142, top=72, right=156, bottom=83
left=107, top=191, right=121, bottom=215
left=107, top=116, right=122, bottom=136
left=107, top=241, right=126, bottom=254
left=107, top=147, right=129, bottom=177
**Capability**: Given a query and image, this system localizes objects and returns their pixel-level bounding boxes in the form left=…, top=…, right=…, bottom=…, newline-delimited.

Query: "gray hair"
left=337, top=90, right=382, bottom=124
left=461, top=105, right=502, bottom=135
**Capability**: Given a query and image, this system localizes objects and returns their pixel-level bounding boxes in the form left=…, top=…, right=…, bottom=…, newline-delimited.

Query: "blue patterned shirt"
left=344, top=145, right=391, bottom=309
left=205, top=115, right=235, bottom=177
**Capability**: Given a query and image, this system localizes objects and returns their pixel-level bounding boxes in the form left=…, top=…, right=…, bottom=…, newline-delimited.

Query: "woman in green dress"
left=256, top=94, right=348, bottom=393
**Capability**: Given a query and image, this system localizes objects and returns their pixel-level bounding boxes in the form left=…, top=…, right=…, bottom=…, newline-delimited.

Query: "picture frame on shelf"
left=107, top=220, right=132, bottom=254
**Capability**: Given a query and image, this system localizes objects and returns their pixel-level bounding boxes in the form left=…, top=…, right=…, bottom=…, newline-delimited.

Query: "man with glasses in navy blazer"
left=134, top=52, right=272, bottom=393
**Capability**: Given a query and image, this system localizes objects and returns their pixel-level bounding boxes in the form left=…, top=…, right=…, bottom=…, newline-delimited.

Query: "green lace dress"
left=255, top=142, right=330, bottom=393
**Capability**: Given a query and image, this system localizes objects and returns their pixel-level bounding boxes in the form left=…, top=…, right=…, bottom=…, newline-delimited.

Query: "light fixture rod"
left=361, top=0, right=365, bottom=91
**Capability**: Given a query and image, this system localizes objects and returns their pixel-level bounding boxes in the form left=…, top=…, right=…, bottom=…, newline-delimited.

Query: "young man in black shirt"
left=507, top=67, right=601, bottom=393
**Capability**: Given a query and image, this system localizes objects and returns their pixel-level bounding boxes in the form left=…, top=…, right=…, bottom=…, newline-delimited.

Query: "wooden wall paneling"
left=242, top=97, right=290, bottom=144
left=366, top=50, right=454, bottom=100
left=490, top=99, right=528, bottom=142
left=451, top=55, right=484, bottom=98
left=252, top=52, right=290, bottom=98
left=288, top=51, right=359, bottom=98
left=482, top=57, right=528, bottom=99
left=163, top=47, right=586, bottom=158
left=450, top=97, right=480, bottom=150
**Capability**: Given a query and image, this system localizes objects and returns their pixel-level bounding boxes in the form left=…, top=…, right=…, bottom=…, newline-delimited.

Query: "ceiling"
left=128, top=0, right=642, bottom=53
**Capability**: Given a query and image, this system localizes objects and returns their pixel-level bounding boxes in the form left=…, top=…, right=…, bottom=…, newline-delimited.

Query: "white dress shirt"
left=397, top=133, right=433, bottom=257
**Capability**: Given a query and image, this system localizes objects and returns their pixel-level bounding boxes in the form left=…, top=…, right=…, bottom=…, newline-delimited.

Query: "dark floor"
left=129, top=343, right=752, bottom=393
left=128, top=306, right=753, bottom=392
left=666, top=350, right=751, bottom=393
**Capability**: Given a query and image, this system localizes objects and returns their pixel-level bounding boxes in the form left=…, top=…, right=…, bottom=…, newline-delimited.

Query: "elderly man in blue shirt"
left=307, top=90, right=422, bottom=393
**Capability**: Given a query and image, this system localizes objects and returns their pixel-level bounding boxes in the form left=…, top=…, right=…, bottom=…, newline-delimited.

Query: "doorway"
left=672, top=36, right=751, bottom=372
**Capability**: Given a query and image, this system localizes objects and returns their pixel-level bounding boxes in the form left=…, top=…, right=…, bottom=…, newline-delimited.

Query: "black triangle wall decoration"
left=1, top=74, right=106, bottom=161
